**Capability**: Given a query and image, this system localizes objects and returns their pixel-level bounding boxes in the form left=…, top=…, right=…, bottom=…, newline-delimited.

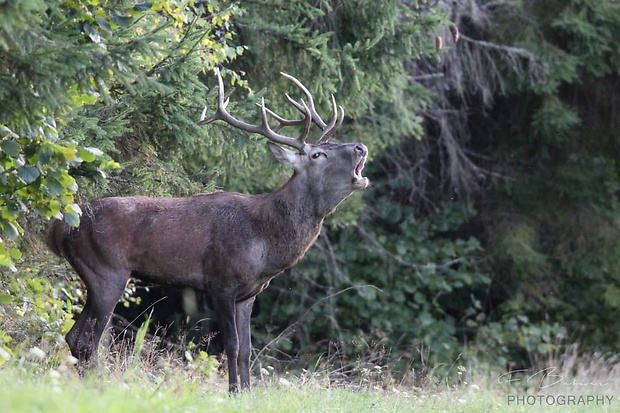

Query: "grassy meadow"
left=0, top=365, right=497, bottom=413
left=0, top=343, right=617, bottom=413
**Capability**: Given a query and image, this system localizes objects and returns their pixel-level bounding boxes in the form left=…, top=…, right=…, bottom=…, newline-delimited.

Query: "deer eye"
left=311, top=152, right=325, bottom=159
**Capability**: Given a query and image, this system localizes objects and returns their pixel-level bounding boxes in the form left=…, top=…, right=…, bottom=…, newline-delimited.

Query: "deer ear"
left=267, top=142, right=299, bottom=167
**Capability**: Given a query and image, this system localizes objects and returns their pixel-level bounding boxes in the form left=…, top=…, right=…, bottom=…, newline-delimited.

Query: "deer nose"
left=354, top=144, right=367, bottom=157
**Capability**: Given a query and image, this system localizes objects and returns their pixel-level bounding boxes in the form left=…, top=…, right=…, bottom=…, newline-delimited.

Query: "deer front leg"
left=212, top=293, right=240, bottom=393
left=235, top=296, right=256, bottom=390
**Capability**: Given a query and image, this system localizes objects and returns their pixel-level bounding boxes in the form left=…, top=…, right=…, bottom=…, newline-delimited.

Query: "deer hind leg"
left=66, top=297, right=95, bottom=371
left=235, top=296, right=256, bottom=391
left=64, top=258, right=128, bottom=372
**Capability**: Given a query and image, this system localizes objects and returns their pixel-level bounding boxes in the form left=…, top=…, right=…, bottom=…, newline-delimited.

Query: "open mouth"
left=354, top=157, right=366, bottom=179
left=352, top=156, right=369, bottom=189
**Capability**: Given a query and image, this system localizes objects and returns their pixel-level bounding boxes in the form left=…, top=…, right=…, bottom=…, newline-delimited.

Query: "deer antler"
left=199, top=69, right=312, bottom=151
left=279, top=72, right=344, bottom=143
left=199, top=69, right=344, bottom=150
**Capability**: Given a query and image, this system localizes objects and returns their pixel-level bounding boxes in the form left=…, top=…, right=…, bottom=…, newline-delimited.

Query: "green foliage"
left=474, top=317, right=567, bottom=368
left=530, top=96, right=580, bottom=145
left=330, top=202, right=487, bottom=361
left=236, top=0, right=441, bottom=130
left=478, top=0, right=620, bottom=356
left=0, top=123, right=98, bottom=269
left=0, top=265, right=79, bottom=362
left=0, top=0, right=244, bottom=268
left=487, top=217, right=549, bottom=282
left=254, top=182, right=490, bottom=370
left=550, top=0, right=620, bottom=77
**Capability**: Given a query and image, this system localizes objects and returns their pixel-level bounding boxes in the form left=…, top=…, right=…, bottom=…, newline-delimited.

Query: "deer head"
left=199, top=69, right=369, bottom=215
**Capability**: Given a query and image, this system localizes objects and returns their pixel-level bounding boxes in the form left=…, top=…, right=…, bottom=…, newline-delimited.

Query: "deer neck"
left=245, top=174, right=326, bottom=273
left=271, top=172, right=326, bottom=225
left=273, top=169, right=351, bottom=222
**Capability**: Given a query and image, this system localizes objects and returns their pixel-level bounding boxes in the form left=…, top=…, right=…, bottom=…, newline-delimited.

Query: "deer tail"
left=45, top=220, right=68, bottom=257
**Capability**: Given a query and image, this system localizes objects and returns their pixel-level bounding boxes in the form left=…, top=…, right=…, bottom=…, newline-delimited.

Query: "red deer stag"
left=46, top=69, right=369, bottom=392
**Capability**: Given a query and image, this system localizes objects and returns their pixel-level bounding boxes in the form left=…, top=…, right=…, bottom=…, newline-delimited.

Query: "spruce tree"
left=0, top=1, right=243, bottom=268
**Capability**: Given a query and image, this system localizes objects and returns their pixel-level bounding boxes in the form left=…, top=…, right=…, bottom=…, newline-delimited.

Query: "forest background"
left=1, top=0, right=619, bottom=382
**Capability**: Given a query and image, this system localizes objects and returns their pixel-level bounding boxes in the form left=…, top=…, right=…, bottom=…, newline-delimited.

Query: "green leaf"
left=48, top=200, right=62, bottom=217
left=100, top=160, right=121, bottom=170
left=83, top=23, right=102, bottom=44
left=0, top=252, right=13, bottom=267
left=1, top=141, right=21, bottom=157
left=57, top=173, right=77, bottom=190
left=0, top=294, right=13, bottom=304
left=37, top=148, right=53, bottom=165
left=65, top=203, right=82, bottom=214
left=60, top=192, right=74, bottom=204
left=96, top=16, right=112, bottom=33
left=18, top=166, right=39, bottom=183
left=9, top=248, right=21, bottom=260
left=111, top=12, right=134, bottom=28
left=64, top=211, right=80, bottom=227
left=77, top=147, right=103, bottom=162
left=3, top=222, right=19, bottom=240
left=77, top=148, right=96, bottom=162
left=134, top=2, right=152, bottom=12
left=52, top=144, right=76, bottom=161
left=46, top=179, right=64, bottom=196
left=2, top=202, right=21, bottom=218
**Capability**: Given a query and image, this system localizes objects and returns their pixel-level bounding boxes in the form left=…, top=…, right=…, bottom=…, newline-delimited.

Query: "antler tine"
left=281, top=72, right=345, bottom=143
left=261, top=100, right=313, bottom=144
left=318, top=95, right=345, bottom=143
left=298, top=101, right=313, bottom=143
left=198, top=68, right=229, bottom=125
left=261, top=103, right=311, bottom=135
left=280, top=72, right=328, bottom=130
left=198, top=69, right=307, bottom=152
left=255, top=98, right=308, bottom=150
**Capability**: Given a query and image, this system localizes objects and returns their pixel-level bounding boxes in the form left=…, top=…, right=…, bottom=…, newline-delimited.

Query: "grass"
left=0, top=367, right=495, bottom=413
left=0, top=344, right=617, bottom=413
